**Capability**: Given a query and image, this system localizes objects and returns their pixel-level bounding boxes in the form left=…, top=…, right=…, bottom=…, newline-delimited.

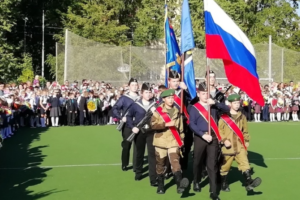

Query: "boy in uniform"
left=219, top=94, right=262, bottom=192
left=151, top=89, right=189, bottom=194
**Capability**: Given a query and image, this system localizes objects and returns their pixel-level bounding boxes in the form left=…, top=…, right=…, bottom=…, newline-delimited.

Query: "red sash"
left=156, top=106, right=183, bottom=148
left=193, top=103, right=222, bottom=141
left=220, top=114, right=247, bottom=150
left=173, top=94, right=190, bottom=124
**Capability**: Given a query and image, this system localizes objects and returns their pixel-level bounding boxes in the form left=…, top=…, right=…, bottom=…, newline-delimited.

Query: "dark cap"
left=169, top=70, right=180, bottom=79
left=198, top=82, right=208, bottom=92
left=142, top=82, right=151, bottom=91
left=128, top=78, right=138, bottom=85
left=205, top=70, right=216, bottom=77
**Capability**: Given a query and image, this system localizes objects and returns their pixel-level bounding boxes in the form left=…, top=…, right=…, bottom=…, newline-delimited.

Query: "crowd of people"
left=1, top=71, right=300, bottom=199
left=0, top=75, right=299, bottom=140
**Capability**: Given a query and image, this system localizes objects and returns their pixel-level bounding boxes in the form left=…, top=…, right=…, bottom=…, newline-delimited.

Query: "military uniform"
left=219, top=94, right=261, bottom=192
left=112, top=78, right=139, bottom=171
left=167, top=70, right=194, bottom=171
left=151, top=89, right=189, bottom=194
left=126, top=83, right=157, bottom=186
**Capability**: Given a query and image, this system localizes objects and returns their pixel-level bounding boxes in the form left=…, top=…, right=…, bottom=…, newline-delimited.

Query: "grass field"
left=0, top=122, right=299, bottom=200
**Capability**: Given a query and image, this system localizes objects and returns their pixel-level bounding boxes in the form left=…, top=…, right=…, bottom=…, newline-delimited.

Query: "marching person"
left=188, top=82, right=229, bottom=200
left=112, top=78, right=139, bottom=171
left=151, top=89, right=189, bottom=194
left=167, top=70, right=194, bottom=172
left=126, top=83, right=158, bottom=186
left=219, top=94, right=262, bottom=192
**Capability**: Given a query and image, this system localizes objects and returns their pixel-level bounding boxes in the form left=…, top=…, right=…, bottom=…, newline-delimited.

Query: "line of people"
left=112, top=70, right=262, bottom=200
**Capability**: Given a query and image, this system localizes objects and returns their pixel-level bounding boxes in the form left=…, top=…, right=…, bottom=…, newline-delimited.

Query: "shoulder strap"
left=156, top=106, right=183, bottom=147
left=220, top=114, right=247, bottom=150
left=193, top=102, right=221, bottom=141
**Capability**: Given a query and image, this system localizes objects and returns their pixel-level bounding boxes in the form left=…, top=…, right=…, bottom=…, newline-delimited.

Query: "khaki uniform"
left=218, top=111, right=251, bottom=176
left=151, top=103, right=184, bottom=174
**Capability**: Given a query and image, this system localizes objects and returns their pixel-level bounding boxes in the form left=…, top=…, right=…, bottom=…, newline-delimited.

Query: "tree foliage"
left=60, top=0, right=130, bottom=46
left=0, top=0, right=21, bottom=82
left=18, top=53, right=34, bottom=83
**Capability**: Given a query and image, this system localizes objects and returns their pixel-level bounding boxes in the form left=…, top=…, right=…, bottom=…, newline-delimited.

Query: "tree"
left=133, top=0, right=180, bottom=46
left=18, top=53, right=35, bottom=83
left=0, top=0, right=22, bottom=82
left=61, top=0, right=130, bottom=46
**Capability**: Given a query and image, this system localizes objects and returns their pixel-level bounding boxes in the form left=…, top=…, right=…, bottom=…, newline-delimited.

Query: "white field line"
left=1, top=157, right=300, bottom=170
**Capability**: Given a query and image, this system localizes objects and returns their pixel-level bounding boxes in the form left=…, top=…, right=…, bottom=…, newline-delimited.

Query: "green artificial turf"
left=0, top=122, right=299, bottom=200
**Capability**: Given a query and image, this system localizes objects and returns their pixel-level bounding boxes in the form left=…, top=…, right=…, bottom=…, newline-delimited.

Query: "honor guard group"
left=112, top=70, right=262, bottom=200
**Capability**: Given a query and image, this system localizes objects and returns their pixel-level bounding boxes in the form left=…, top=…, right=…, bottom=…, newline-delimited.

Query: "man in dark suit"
left=67, top=92, right=78, bottom=126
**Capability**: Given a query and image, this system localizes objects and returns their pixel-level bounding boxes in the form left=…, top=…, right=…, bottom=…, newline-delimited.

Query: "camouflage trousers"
left=155, top=147, right=181, bottom=175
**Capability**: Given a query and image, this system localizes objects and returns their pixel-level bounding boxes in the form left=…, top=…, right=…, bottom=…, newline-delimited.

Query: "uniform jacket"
left=151, top=103, right=184, bottom=148
left=189, top=101, right=229, bottom=137
left=218, top=111, right=250, bottom=155
left=126, top=99, right=155, bottom=129
left=112, top=93, right=139, bottom=119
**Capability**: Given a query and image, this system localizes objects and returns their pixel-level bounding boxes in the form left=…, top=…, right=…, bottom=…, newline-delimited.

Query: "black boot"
left=135, top=173, right=142, bottom=181
left=122, top=166, right=127, bottom=171
left=174, top=171, right=189, bottom=194
left=221, top=175, right=230, bottom=192
left=193, top=181, right=201, bottom=192
left=210, top=193, right=221, bottom=200
left=150, top=179, right=158, bottom=187
left=157, top=175, right=165, bottom=194
left=243, top=170, right=262, bottom=191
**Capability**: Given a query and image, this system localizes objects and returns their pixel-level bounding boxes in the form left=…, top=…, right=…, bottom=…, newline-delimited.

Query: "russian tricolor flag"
left=204, top=0, right=264, bottom=106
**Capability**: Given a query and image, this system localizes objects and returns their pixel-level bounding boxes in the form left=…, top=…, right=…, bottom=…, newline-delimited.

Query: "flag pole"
left=180, top=54, right=185, bottom=114
left=206, top=57, right=211, bottom=135
left=164, top=1, right=169, bottom=87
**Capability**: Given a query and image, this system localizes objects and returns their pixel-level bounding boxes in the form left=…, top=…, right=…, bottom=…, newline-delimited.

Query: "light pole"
left=24, top=17, right=28, bottom=53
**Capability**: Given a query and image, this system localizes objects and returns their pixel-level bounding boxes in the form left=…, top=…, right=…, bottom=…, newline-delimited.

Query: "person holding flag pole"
left=164, top=2, right=195, bottom=172
left=183, top=1, right=229, bottom=199
left=204, top=0, right=264, bottom=194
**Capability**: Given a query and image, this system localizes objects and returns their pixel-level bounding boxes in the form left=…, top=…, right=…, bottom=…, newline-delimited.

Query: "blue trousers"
left=263, top=105, right=269, bottom=121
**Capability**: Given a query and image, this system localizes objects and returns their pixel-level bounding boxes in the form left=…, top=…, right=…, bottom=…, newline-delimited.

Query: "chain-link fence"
left=56, top=43, right=65, bottom=84
left=59, top=30, right=300, bottom=86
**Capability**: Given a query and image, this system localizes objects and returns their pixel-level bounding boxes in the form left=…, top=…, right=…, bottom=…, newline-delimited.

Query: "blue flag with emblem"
left=180, top=0, right=197, bottom=99
left=165, top=5, right=181, bottom=87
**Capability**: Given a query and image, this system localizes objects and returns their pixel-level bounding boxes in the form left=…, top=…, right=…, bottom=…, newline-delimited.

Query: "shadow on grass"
left=0, top=127, right=62, bottom=200
left=224, top=150, right=266, bottom=196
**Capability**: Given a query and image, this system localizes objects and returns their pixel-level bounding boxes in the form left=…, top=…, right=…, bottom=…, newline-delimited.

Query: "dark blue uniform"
left=127, top=100, right=157, bottom=182
left=112, top=93, right=139, bottom=170
left=112, top=94, right=138, bottom=120
left=188, top=99, right=229, bottom=194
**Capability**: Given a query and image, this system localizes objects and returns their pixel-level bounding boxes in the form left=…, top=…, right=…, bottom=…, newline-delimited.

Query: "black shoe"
left=156, top=175, right=165, bottom=194
left=135, top=173, right=142, bottom=181
left=193, top=182, right=201, bottom=192
left=174, top=171, right=189, bottom=194
left=243, top=170, right=262, bottom=191
left=151, top=179, right=158, bottom=187
left=221, top=175, right=230, bottom=192
left=210, top=193, right=221, bottom=200
left=122, top=166, right=128, bottom=171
